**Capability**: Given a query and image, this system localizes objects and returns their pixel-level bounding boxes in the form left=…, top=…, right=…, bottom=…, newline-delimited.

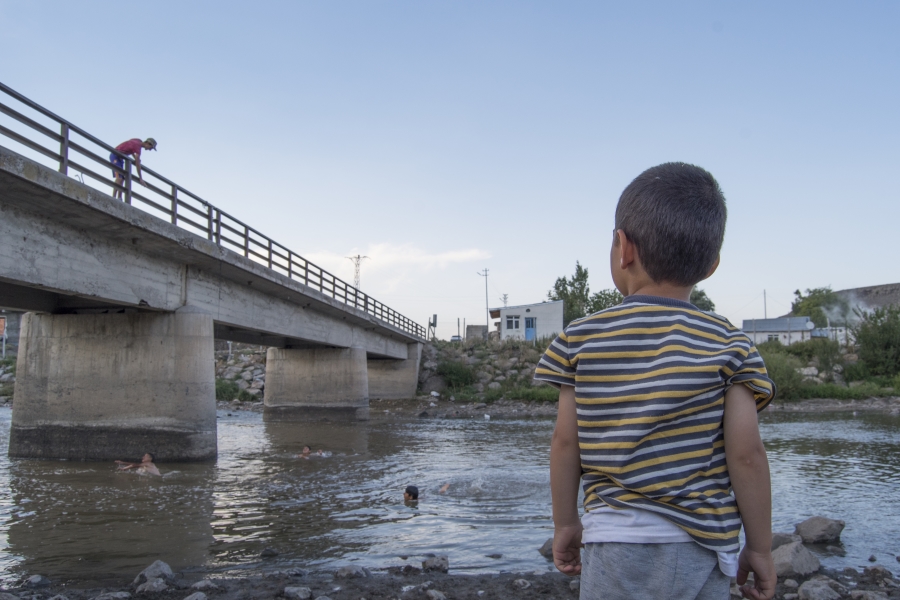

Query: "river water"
left=0, top=407, right=897, bottom=584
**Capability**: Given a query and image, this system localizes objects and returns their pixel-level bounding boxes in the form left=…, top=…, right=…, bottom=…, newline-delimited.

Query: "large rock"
left=421, top=375, right=446, bottom=394
left=335, top=565, right=368, bottom=579
left=136, top=578, right=168, bottom=594
left=798, top=579, right=841, bottom=600
left=794, top=516, right=845, bottom=544
left=422, top=555, right=449, bottom=573
left=182, top=594, right=207, bottom=600
left=538, top=538, right=554, bottom=558
left=772, top=532, right=802, bottom=550
left=132, top=560, right=174, bottom=586
left=773, top=541, right=820, bottom=577
left=92, top=594, right=131, bottom=600
left=190, top=580, right=219, bottom=591
left=283, top=588, right=313, bottom=600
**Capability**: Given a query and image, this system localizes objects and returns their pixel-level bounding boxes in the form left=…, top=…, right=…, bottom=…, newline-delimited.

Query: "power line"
left=346, top=255, right=369, bottom=290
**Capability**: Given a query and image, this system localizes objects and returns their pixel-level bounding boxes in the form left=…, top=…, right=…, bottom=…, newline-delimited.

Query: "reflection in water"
left=0, top=407, right=897, bottom=582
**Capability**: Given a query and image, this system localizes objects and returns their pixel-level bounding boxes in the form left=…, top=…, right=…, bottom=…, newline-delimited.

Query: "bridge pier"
left=263, top=347, right=370, bottom=421
left=8, top=306, right=217, bottom=461
left=368, top=342, right=422, bottom=400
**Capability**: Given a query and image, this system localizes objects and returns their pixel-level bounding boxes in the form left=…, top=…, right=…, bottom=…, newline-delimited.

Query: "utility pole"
left=346, top=255, right=369, bottom=289
left=764, top=289, right=767, bottom=319
left=477, top=269, right=489, bottom=339
left=500, top=293, right=508, bottom=307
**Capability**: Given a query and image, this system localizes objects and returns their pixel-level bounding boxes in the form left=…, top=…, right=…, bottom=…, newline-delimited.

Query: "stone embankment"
left=215, top=350, right=267, bottom=398
left=6, top=516, right=899, bottom=600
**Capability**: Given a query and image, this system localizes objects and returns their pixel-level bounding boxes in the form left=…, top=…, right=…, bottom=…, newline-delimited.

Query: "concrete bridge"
left=0, top=82, right=425, bottom=462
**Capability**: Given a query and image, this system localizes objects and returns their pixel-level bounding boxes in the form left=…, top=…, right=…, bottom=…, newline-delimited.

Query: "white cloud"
left=304, top=243, right=491, bottom=288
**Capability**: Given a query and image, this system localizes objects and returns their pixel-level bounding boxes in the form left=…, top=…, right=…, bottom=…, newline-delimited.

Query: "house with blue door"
left=489, top=300, right=564, bottom=341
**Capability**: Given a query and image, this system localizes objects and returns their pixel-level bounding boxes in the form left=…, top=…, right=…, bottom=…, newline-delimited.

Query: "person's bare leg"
left=113, top=175, right=123, bottom=199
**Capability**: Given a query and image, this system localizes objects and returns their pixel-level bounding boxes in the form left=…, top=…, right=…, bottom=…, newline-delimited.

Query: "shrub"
left=783, top=338, right=843, bottom=378
left=852, top=305, right=900, bottom=377
left=436, top=361, right=477, bottom=389
left=215, top=378, right=255, bottom=402
left=757, top=347, right=805, bottom=401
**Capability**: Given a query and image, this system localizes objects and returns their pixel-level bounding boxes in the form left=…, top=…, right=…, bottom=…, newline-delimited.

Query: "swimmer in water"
left=115, top=453, right=161, bottom=476
left=403, top=483, right=450, bottom=504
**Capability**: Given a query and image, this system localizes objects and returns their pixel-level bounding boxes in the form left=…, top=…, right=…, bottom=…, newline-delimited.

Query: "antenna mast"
left=346, top=255, right=370, bottom=289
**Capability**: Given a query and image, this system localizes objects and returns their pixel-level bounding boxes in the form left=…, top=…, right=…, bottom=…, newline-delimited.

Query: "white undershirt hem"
left=581, top=505, right=739, bottom=577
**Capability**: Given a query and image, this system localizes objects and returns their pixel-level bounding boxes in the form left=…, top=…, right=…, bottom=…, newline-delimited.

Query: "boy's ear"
left=616, top=229, right=636, bottom=269
left=703, top=256, right=721, bottom=280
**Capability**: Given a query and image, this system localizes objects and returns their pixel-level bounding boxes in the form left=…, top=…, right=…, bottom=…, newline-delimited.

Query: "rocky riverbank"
left=7, top=528, right=899, bottom=600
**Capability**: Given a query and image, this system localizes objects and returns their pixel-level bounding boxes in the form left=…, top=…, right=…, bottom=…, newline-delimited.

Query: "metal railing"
left=0, top=81, right=425, bottom=339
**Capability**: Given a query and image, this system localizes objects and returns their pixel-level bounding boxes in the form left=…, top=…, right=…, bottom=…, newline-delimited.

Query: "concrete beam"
left=263, top=347, right=369, bottom=421
left=368, top=343, right=422, bottom=400
left=8, top=307, right=217, bottom=461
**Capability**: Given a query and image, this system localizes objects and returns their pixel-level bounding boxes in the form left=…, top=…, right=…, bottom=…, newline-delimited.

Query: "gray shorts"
left=580, top=542, right=730, bottom=600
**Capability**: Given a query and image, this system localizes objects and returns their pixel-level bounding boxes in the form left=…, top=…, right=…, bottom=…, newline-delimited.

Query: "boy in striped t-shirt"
left=537, top=163, right=776, bottom=600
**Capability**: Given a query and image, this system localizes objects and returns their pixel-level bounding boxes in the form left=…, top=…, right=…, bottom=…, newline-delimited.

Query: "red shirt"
left=115, top=138, right=144, bottom=156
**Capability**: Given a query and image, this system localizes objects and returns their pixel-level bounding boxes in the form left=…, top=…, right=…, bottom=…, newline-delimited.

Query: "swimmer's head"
left=404, top=485, right=419, bottom=501
left=143, top=453, right=156, bottom=463
left=301, top=445, right=311, bottom=455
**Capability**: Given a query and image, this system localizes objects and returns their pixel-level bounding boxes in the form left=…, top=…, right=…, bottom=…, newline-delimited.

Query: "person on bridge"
left=109, top=137, right=157, bottom=200
left=115, top=452, right=161, bottom=476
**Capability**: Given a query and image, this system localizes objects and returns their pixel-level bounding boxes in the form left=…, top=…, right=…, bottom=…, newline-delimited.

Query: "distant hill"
left=834, top=283, right=900, bottom=313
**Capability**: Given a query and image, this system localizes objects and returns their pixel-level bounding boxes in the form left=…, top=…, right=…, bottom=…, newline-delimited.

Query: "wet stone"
left=182, top=593, right=207, bottom=600
left=512, top=579, right=531, bottom=590
left=283, top=587, right=312, bottom=600
left=136, top=577, right=169, bottom=593
left=133, top=560, right=173, bottom=586
left=335, top=565, right=368, bottom=579
left=425, top=590, right=447, bottom=600
left=422, top=556, right=449, bottom=573
left=26, top=575, right=50, bottom=588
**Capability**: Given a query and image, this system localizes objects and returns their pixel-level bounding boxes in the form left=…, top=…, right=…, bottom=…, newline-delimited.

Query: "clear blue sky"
left=2, top=2, right=898, bottom=338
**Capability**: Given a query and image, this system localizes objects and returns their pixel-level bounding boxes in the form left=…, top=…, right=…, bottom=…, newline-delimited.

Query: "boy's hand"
left=736, top=547, right=776, bottom=600
left=552, top=523, right=583, bottom=576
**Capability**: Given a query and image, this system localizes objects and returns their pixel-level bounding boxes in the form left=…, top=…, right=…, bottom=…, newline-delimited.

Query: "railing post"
left=215, top=210, right=222, bottom=245
left=125, top=160, right=132, bottom=205
left=58, top=123, right=69, bottom=175
left=170, top=186, right=178, bottom=224
left=243, top=225, right=250, bottom=257
left=207, top=203, right=214, bottom=241
left=287, top=252, right=293, bottom=280
left=267, top=239, right=273, bottom=269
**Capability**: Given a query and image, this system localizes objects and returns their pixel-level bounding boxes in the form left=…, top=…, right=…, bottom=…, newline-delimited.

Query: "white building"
left=742, top=316, right=815, bottom=346
left=489, top=300, right=563, bottom=341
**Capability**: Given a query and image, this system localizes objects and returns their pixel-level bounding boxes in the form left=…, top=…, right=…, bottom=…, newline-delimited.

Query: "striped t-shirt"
left=535, top=294, right=775, bottom=553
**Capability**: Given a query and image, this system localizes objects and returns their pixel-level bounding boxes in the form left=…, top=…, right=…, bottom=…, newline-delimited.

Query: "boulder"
left=421, top=375, right=446, bottom=394
left=283, top=587, right=313, bottom=600
left=862, top=565, right=894, bottom=581
left=425, top=591, right=447, bottom=600
left=260, top=548, right=279, bottom=557
left=794, top=516, right=845, bottom=544
left=487, top=382, right=501, bottom=390
left=422, top=556, right=449, bottom=573
left=538, top=538, right=554, bottom=558
left=798, top=579, right=841, bottom=600
left=136, top=578, right=169, bottom=594
left=512, top=579, right=531, bottom=590
left=47, top=596, right=70, bottom=600
left=93, top=594, right=132, bottom=600
left=182, top=594, right=207, bottom=600
left=132, top=560, right=173, bottom=586
left=799, top=367, right=819, bottom=377
left=335, top=565, right=368, bottom=579
left=773, top=541, right=820, bottom=577
left=772, top=532, right=803, bottom=550
left=190, top=580, right=220, bottom=591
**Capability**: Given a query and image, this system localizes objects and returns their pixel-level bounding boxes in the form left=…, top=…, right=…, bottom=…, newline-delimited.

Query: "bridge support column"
left=263, top=347, right=369, bottom=421
left=8, top=307, right=217, bottom=461
left=367, top=343, right=422, bottom=400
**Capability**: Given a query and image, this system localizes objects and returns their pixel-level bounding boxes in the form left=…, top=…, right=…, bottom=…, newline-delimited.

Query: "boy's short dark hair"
left=147, top=452, right=156, bottom=462
left=405, top=485, right=419, bottom=499
left=615, top=162, right=727, bottom=286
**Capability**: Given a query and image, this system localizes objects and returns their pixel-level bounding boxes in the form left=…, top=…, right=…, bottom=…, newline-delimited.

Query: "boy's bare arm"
left=724, top=383, right=775, bottom=600
left=550, top=384, right=583, bottom=575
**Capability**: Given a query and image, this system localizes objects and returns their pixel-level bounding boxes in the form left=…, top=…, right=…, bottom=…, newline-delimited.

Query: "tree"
left=548, top=262, right=591, bottom=327
left=792, top=287, right=849, bottom=327
left=690, top=288, right=716, bottom=311
left=852, top=305, right=900, bottom=377
left=548, top=263, right=623, bottom=326
left=588, top=288, right=623, bottom=313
